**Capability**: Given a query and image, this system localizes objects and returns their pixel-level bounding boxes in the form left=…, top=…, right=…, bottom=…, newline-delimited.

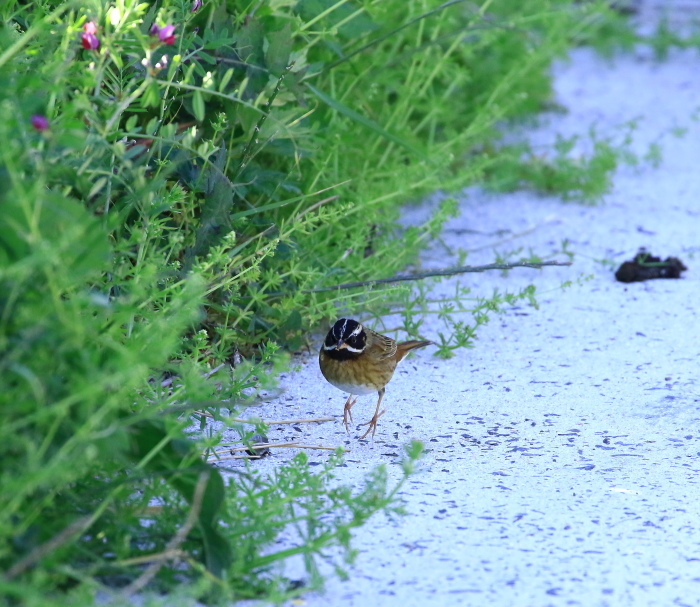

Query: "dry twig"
left=301, top=260, right=572, bottom=294
left=206, top=441, right=346, bottom=462
left=5, top=515, right=94, bottom=580
left=232, top=416, right=335, bottom=425
left=121, top=470, right=210, bottom=597
left=192, top=412, right=335, bottom=426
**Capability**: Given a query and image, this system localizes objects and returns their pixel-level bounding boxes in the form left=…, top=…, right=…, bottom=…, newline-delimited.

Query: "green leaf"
left=192, top=89, right=206, bottom=122
left=142, top=81, right=161, bottom=107
left=218, top=67, right=234, bottom=93
left=124, top=114, right=138, bottom=132
left=306, top=83, right=427, bottom=160
left=236, top=16, right=267, bottom=97
left=88, top=177, right=107, bottom=199
left=0, top=192, right=110, bottom=281
left=265, top=23, right=292, bottom=76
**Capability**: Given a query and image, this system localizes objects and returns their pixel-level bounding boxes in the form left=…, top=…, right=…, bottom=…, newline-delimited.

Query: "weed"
left=481, top=120, right=664, bottom=204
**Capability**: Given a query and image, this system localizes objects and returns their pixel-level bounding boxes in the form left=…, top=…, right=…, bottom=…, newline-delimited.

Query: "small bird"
left=319, top=318, right=433, bottom=439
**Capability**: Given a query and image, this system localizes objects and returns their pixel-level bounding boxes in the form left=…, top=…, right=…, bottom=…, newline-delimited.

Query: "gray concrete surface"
left=216, top=14, right=700, bottom=607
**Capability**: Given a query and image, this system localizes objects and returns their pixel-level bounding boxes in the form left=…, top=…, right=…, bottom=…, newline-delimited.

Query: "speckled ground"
left=214, top=12, right=700, bottom=607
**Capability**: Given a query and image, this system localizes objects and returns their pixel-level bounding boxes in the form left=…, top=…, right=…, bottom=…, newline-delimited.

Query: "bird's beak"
left=336, top=339, right=347, bottom=350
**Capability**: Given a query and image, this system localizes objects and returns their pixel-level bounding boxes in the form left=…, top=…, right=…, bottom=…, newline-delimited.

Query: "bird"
left=319, top=318, right=433, bottom=439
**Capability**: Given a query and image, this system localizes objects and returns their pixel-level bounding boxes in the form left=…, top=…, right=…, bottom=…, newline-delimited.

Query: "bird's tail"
left=396, top=340, right=433, bottom=361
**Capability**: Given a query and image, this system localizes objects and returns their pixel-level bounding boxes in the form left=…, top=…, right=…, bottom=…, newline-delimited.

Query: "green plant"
left=578, top=4, right=700, bottom=60
left=574, top=2, right=638, bottom=56
left=1, top=0, right=605, bottom=602
left=482, top=133, right=619, bottom=203
left=480, top=119, right=665, bottom=204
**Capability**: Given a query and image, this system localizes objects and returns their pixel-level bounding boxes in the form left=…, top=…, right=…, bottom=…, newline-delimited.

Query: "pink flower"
left=81, top=32, right=100, bottom=50
left=158, top=25, right=176, bottom=45
left=31, top=115, right=49, bottom=132
left=149, top=24, right=176, bottom=45
left=191, top=0, right=202, bottom=11
left=81, top=21, right=100, bottom=49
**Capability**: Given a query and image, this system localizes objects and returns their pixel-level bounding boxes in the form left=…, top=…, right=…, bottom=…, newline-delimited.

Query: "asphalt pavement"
left=220, top=10, right=700, bottom=606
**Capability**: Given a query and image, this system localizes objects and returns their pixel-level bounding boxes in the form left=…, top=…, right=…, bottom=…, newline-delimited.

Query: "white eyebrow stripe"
left=349, top=323, right=362, bottom=337
left=333, top=319, right=347, bottom=340
left=323, top=343, right=363, bottom=353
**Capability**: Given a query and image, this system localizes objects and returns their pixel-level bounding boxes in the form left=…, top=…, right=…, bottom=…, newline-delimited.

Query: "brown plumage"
left=319, top=318, right=433, bottom=439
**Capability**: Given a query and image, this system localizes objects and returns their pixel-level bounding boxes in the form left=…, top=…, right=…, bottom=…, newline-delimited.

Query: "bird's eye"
left=345, top=328, right=365, bottom=349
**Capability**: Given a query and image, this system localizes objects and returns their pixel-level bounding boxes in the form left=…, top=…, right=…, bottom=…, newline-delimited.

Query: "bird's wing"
left=368, top=329, right=398, bottom=360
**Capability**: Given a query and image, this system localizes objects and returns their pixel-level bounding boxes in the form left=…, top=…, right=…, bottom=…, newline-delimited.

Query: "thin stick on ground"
left=209, top=454, right=262, bottom=461
left=233, top=416, right=336, bottom=425
left=302, top=260, right=572, bottom=294
left=192, top=411, right=335, bottom=426
left=206, top=442, right=347, bottom=461
left=209, top=441, right=344, bottom=454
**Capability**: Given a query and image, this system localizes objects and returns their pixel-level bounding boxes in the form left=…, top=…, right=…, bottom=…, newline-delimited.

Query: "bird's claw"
left=343, top=396, right=357, bottom=433
left=358, top=409, right=386, bottom=440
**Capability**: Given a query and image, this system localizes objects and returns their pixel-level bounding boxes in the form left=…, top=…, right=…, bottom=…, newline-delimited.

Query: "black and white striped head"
left=323, top=318, right=366, bottom=359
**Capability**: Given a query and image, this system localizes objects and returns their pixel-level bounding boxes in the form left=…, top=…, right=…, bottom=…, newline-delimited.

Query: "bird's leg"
left=359, top=388, right=386, bottom=440
left=343, top=395, right=357, bottom=433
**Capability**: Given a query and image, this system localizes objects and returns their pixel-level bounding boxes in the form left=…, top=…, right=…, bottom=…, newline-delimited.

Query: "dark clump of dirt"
left=615, top=249, right=687, bottom=283
left=245, top=434, right=270, bottom=457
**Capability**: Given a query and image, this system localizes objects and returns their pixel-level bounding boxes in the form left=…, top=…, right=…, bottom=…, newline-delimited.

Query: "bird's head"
left=323, top=318, right=367, bottom=355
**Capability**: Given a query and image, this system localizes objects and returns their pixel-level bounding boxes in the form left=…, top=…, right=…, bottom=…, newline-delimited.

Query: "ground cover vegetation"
left=0, top=0, right=621, bottom=603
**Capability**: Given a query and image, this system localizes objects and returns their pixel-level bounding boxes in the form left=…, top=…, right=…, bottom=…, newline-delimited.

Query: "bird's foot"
left=343, top=396, right=357, bottom=433
left=358, top=409, right=386, bottom=440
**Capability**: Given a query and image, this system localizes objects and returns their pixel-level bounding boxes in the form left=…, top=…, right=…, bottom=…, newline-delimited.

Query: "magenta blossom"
left=149, top=23, right=176, bottom=45
left=81, top=21, right=100, bottom=49
left=31, top=115, right=49, bottom=132
left=81, top=32, right=100, bottom=50
left=158, top=25, right=176, bottom=45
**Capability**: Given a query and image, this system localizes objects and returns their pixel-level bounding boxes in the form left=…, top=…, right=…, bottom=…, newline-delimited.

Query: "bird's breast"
left=325, top=378, right=377, bottom=395
left=320, top=348, right=396, bottom=395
